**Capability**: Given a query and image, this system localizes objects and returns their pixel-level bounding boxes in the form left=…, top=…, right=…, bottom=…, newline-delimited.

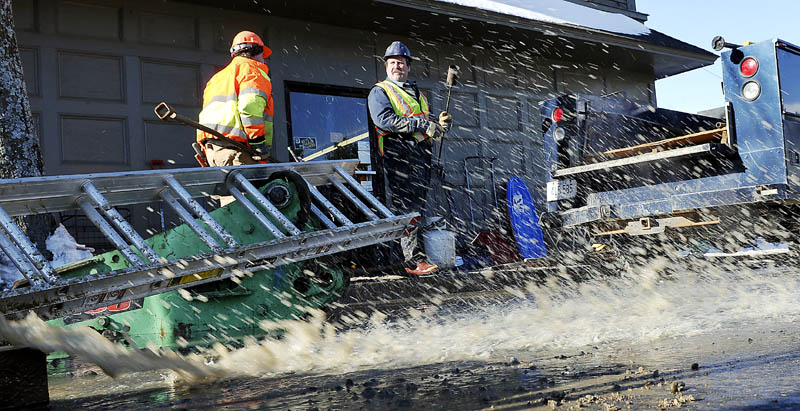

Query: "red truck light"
left=552, top=107, right=564, bottom=122
left=740, top=57, right=759, bottom=77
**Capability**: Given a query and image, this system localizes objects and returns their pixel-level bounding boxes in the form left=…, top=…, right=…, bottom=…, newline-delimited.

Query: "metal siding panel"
left=140, top=59, right=200, bottom=105
left=606, top=73, right=653, bottom=104
left=484, top=59, right=517, bottom=89
left=19, top=47, right=39, bottom=96
left=143, top=120, right=198, bottom=168
left=557, top=70, right=605, bottom=95
left=12, top=0, right=36, bottom=31
left=486, top=95, right=521, bottom=131
left=138, top=12, right=197, bottom=48
left=56, top=1, right=120, bottom=40
left=60, top=115, right=128, bottom=165
left=449, top=91, right=480, bottom=129
left=58, top=51, right=124, bottom=101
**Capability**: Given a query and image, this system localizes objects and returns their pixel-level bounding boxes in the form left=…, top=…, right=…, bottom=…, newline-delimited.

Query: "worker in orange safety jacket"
left=197, top=30, right=274, bottom=166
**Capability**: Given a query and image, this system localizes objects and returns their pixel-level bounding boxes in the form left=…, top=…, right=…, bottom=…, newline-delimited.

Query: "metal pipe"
left=77, top=197, right=144, bottom=267
left=159, top=190, right=223, bottom=253
left=0, top=230, right=44, bottom=288
left=82, top=181, right=162, bottom=264
left=310, top=204, right=336, bottom=229
left=154, top=101, right=264, bottom=161
left=228, top=189, right=286, bottom=239
left=0, top=205, right=58, bottom=284
left=231, top=173, right=301, bottom=236
left=438, top=65, right=459, bottom=163
left=304, top=177, right=352, bottom=226
left=329, top=177, right=379, bottom=221
left=164, top=175, right=238, bottom=249
left=333, top=166, right=394, bottom=218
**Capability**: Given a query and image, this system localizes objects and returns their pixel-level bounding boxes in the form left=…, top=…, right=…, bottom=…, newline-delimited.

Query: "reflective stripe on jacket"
left=374, top=80, right=429, bottom=156
left=196, top=56, right=274, bottom=149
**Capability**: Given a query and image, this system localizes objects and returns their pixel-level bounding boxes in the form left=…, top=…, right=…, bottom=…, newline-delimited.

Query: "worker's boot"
left=406, top=261, right=438, bottom=275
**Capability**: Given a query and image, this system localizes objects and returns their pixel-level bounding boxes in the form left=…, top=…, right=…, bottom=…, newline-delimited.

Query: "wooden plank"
left=553, top=143, right=725, bottom=178
left=600, top=127, right=727, bottom=159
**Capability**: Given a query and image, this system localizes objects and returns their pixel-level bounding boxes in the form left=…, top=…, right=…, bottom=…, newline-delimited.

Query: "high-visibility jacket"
left=196, top=56, right=274, bottom=150
left=373, top=80, right=430, bottom=156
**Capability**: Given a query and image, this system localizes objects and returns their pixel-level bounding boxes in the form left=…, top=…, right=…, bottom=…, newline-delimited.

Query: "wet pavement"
left=47, top=318, right=800, bottom=410
left=0, top=265, right=788, bottom=411
left=32, top=262, right=800, bottom=409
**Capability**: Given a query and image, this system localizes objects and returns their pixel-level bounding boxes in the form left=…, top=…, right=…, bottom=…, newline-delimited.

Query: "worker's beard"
left=389, top=71, right=407, bottom=82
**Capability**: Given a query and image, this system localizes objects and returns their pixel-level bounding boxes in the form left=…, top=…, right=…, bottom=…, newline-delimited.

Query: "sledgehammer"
left=437, top=65, right=459, bottom=163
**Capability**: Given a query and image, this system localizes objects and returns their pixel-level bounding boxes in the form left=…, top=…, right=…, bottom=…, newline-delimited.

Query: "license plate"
left=547, top=179, right=577, bottom=202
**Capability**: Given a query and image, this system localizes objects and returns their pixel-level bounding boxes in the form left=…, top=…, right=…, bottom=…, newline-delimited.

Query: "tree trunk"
left=0, top=0, right=51, bottom=254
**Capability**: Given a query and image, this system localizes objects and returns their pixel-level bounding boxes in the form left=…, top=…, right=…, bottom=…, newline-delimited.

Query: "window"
left=286, top=82, right=375, bottom=190
left=286, top=83, right=370, bottom=163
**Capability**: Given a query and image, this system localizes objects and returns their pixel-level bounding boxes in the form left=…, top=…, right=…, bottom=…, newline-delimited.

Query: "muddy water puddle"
left=36, top=264, right=800, bottom=409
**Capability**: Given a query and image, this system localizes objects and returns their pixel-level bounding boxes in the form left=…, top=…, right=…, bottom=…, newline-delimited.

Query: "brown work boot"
left=405, top=261, right=438, bottom=275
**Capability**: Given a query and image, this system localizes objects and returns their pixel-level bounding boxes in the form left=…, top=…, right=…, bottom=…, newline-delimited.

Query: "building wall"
left=13, top=0, right=655, bottom=242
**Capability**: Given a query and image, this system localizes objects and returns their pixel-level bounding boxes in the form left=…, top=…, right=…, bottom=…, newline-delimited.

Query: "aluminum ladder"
left=0, top=160, right=415, bottom=321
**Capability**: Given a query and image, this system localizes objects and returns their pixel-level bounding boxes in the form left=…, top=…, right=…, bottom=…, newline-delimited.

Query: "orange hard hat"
left=230, top=30, right=272, bottom=59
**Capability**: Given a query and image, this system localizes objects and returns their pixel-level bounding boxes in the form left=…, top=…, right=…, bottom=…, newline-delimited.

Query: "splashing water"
left=2, top=259, right=798, bottom=384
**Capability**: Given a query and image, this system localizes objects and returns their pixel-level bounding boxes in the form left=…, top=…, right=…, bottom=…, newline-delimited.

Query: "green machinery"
left=0, top=161, right=417, bottom=350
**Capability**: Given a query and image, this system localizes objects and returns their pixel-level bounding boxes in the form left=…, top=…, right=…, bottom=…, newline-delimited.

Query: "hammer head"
left=446, top=65, right=459, bottom=87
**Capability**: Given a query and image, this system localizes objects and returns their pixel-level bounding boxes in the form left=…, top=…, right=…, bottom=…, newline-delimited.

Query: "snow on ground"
left=435, top=0, right=650, bottom=36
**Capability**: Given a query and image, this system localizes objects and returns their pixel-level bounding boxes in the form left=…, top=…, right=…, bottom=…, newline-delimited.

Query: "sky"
left=637, top=0, right=800, bottom=113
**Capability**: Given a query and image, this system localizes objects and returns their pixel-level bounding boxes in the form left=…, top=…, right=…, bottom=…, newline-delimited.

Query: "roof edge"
left=377, top=0, right=717, bottom=76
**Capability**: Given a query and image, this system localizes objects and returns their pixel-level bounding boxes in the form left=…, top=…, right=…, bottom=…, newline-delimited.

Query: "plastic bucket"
left=423, top=229, right=456, bottom=268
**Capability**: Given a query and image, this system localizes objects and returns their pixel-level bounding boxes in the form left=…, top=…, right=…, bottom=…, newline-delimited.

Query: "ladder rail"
left=0, top=230, right=45, bottom=288
left=334, top=165, right=394, bottom=218
left=0, top=161, right=359, bottom=217
left=229, top=189, right=286, bottom=239
left=310, top=204, right=336, bottom=229
left=305, top=178, right=353, bottom=226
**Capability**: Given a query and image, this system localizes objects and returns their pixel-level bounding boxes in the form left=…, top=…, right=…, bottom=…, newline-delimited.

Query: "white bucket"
left=423, top=229, right=456, bottom=268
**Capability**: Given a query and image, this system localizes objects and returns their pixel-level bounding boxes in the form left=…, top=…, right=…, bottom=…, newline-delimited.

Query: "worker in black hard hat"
left=368, top=41, right=453, bottom=275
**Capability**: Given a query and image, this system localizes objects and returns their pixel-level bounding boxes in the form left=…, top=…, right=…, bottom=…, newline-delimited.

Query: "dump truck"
left=541, top=36, right=800, bottom=255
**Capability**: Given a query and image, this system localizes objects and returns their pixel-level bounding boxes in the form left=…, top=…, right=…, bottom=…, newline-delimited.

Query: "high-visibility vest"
left=374, top=80, right=430, bottom=156
left=196, top=56, right=274, bottom=150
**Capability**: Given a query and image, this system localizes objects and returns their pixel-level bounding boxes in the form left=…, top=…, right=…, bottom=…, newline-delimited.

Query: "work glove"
left=421, top=119, right=445, bottom=142
left=249, top=135, right=270, bottom=159
left=438, top=111, right=452, bottom=133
